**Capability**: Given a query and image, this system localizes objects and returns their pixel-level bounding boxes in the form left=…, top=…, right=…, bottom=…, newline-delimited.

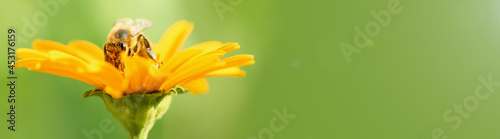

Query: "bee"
left=103, top=18, right=157, bottom=71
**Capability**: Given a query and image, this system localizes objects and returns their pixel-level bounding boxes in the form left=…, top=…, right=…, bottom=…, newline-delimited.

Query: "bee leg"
left=146, top=49, right=157, bottom=61
left=118, top=61, right=124, bottom=71
left=137, top=34, right=157, bottom=61
left=127, top=47, right=134, bottom=57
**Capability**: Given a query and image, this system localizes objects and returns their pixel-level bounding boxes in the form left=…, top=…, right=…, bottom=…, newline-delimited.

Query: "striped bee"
left=103, top=18, right=157, bottom=71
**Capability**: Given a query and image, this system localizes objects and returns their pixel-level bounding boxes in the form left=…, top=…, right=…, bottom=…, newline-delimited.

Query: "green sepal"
left=168, top=86, right=188, bottom=95
left=82, top=88, right=104, bottom=98
left=82, top=86, right=188, bottom=99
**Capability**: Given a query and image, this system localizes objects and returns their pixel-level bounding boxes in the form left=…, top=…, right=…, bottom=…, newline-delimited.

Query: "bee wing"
left=130, top=19, right=153, bottom=36
left=114, top=18, right=133, bottom=27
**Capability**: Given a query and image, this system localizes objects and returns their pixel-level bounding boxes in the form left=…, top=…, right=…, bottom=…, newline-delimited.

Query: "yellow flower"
left=15, top=20, right=255, bottom=99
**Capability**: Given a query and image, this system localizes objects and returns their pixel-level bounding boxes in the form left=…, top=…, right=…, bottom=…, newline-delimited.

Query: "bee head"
left=117, top=42, right=126, bottom=51
left=104, top=42, right=128, bottom=57
left=116, top=42, right=134, bottom=57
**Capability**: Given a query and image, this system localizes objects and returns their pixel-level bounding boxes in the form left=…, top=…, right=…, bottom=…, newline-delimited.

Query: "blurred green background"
left=3, top=0, right=500, bottom=138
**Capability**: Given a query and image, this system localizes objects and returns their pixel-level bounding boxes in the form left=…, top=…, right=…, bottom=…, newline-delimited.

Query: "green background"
left=2, top=0, right=500, bottom=138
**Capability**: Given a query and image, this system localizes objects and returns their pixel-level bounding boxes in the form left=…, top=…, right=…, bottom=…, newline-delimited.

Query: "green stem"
left=118, top=115, right=157, bottom=139
left=125, top=121, right=152, bottom=139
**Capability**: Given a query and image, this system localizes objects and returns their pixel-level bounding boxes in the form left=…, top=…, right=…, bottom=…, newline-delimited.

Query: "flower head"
left=16, top=20, right=255, bottom=98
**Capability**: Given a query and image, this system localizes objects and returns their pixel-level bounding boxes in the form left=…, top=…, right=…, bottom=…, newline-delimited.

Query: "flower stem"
left=126, top=122, right=152, bottom=139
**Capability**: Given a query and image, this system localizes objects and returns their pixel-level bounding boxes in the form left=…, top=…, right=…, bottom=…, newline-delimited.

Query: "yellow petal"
left=191, top=54, right=254, bottom=81
left=161, top=64, right=221, bottom=91
left=161, top=53, right=254, bottom=91
left=217, top=43, right=240, bottom=53
left=160, top=54, right=224, bottom=90
left=67, top=40, right=105, bottom=63
left=171, top=54, right=222, bottom=79
left=19, top=51, right=90, bottom=75
left=16, top=48, right=50, bottom=59
left=159, top=48, right=202, bottom=74
left=104, top=87, right=124, bottom=99
left=221, top=54, right=255, bottom=67
left=180, top=78, right=209, bottom=94
left=156, top=42, right=228, bottom=89
left=123, top=57, right=155, bottom=93
left=47, top=51, right=88, bottom=70
left=205, top=67, right=246, bottom=77
left=181, top=42, right=236, bottom=60
left=87, top=62, right=124, bottom=92
left=33, top=68, right=103, bottom=88
left=50, top=56, right=124, bottom=93
left=165, top=49, right=226, bottom=74
left=147, top=70, right=170, bottom=92
left=32, top=40, right=67, bottom=53
left=32, top=40, right=103, bottom=64
left=15, top=58, right=41, bottom=68
left=186, top=41, right=224, bottom=53
left=157, top=20, right=194, bottom=62
left=202, top=50, right=226, bottom=58
left=17, top=59, right=103, bottom=88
